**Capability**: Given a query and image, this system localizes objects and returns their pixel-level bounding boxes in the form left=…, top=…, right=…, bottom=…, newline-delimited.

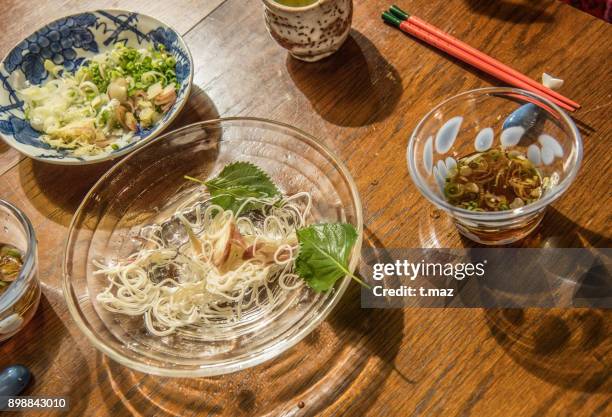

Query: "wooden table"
left=1, top=0, right=610, bottom=416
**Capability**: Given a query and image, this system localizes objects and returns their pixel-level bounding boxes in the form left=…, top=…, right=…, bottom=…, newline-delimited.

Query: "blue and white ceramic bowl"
left=0, top=10, right=193, bottom=165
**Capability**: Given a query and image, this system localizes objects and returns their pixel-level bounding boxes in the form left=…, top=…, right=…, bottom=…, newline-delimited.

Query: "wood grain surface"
left=0, top=0, right=610, bottom=416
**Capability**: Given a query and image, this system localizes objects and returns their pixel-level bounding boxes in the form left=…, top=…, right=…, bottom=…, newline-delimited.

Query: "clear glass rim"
left=0, top=199, right=37, bottom=308
left=407, top=87, right=583, bottom=221
left=62, top=117, right=363, bottom=377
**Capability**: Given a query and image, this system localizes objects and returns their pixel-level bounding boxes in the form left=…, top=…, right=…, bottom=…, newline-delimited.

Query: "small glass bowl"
left=63, top=118, right=363, bottom=377
left=408, top=87, right=582, bottom=245
left=0, top=200, right=40, bottom=341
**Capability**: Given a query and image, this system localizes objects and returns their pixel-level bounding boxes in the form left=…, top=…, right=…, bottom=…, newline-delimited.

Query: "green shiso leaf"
left=295, top=223, right=367, bottom=292
left=186, top=162, right=280, bottom=213
left=186, top=162, right=368, bottom=292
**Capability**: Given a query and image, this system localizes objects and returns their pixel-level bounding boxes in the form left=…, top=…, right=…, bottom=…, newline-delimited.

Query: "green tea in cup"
left=273, top=0, right=318, bottom=6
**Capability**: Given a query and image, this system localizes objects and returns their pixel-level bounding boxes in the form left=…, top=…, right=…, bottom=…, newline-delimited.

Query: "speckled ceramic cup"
left=263, top=0, right=353, bottom=62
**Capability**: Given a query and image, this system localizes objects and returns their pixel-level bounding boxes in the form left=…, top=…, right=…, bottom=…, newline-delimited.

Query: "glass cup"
left=0, top=200, right=40, bottom=341
left=407, top=87, right=582, bottom=245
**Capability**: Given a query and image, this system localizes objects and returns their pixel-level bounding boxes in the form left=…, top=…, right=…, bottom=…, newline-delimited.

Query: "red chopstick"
left=383, top=6, right=579, bottom=112
left=406, top=15, right=580, bottom=110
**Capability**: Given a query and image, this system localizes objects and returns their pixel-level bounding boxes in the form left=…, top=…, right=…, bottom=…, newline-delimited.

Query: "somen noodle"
left=94, top=192, right=312, bottom=336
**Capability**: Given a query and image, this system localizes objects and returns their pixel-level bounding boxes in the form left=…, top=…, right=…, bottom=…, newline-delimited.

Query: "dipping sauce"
left=444, top=148, right=547, bottom=211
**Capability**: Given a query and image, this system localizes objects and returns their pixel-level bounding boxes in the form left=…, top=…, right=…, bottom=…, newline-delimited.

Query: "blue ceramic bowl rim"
left=0, top=9, right=194, bottom=165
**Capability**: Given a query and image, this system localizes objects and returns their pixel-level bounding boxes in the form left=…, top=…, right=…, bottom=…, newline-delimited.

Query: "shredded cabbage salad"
left=19, top=44, right=178, bottom=156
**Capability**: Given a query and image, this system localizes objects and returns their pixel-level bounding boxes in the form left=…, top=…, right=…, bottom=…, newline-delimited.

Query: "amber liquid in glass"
left=0, top=243, right=40, bottom=341
left=445, top=149, right=547, bottom=245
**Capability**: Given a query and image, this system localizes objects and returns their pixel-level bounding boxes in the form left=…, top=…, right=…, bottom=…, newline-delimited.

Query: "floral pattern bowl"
left=0, top=10, right=193, bottom=165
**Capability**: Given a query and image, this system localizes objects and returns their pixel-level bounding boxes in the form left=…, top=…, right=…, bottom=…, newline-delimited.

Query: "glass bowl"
left=407, top=87, right=582, bottom=245
left=62, top=117, right=363, bottom=377
left=0, top=200, right=40, bottom=341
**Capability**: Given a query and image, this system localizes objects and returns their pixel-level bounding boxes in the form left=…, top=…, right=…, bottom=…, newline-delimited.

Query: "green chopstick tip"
left=390, top=5, right=409, bottom=20
left=381, top=10, right=401, bottom=27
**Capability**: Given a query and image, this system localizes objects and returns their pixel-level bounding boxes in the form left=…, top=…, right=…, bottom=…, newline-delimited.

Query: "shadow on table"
left=456, top=207, right=612, bottom=248
left=18, top=85, right=219, bottom=227
left=480, top=206, right=612, bottom=391
left=466, top=206, right=611, bottom=392
left=531, top=207, right=611, bottom=248
left=95, top=227, right=406, bottom=417
left=463, top=0, right=554, bottom=23
left=573, top=117, right=596, bottom=138
left=0, top=295, right=93, bottom=416
left=485, top=308, right=611, bottom=393
left=0, top=141, right=11, bottom=155
left=167, top=84, right=220, bottom=128
left=286, top=29, right=402, bottom=128
left=416, top=203, right=611, bottom=391
left=19, top=159, right=113, bottom=227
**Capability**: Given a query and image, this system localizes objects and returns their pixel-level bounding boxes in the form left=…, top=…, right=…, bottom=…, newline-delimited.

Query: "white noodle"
left=94, top=192, right=312, bottom=336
